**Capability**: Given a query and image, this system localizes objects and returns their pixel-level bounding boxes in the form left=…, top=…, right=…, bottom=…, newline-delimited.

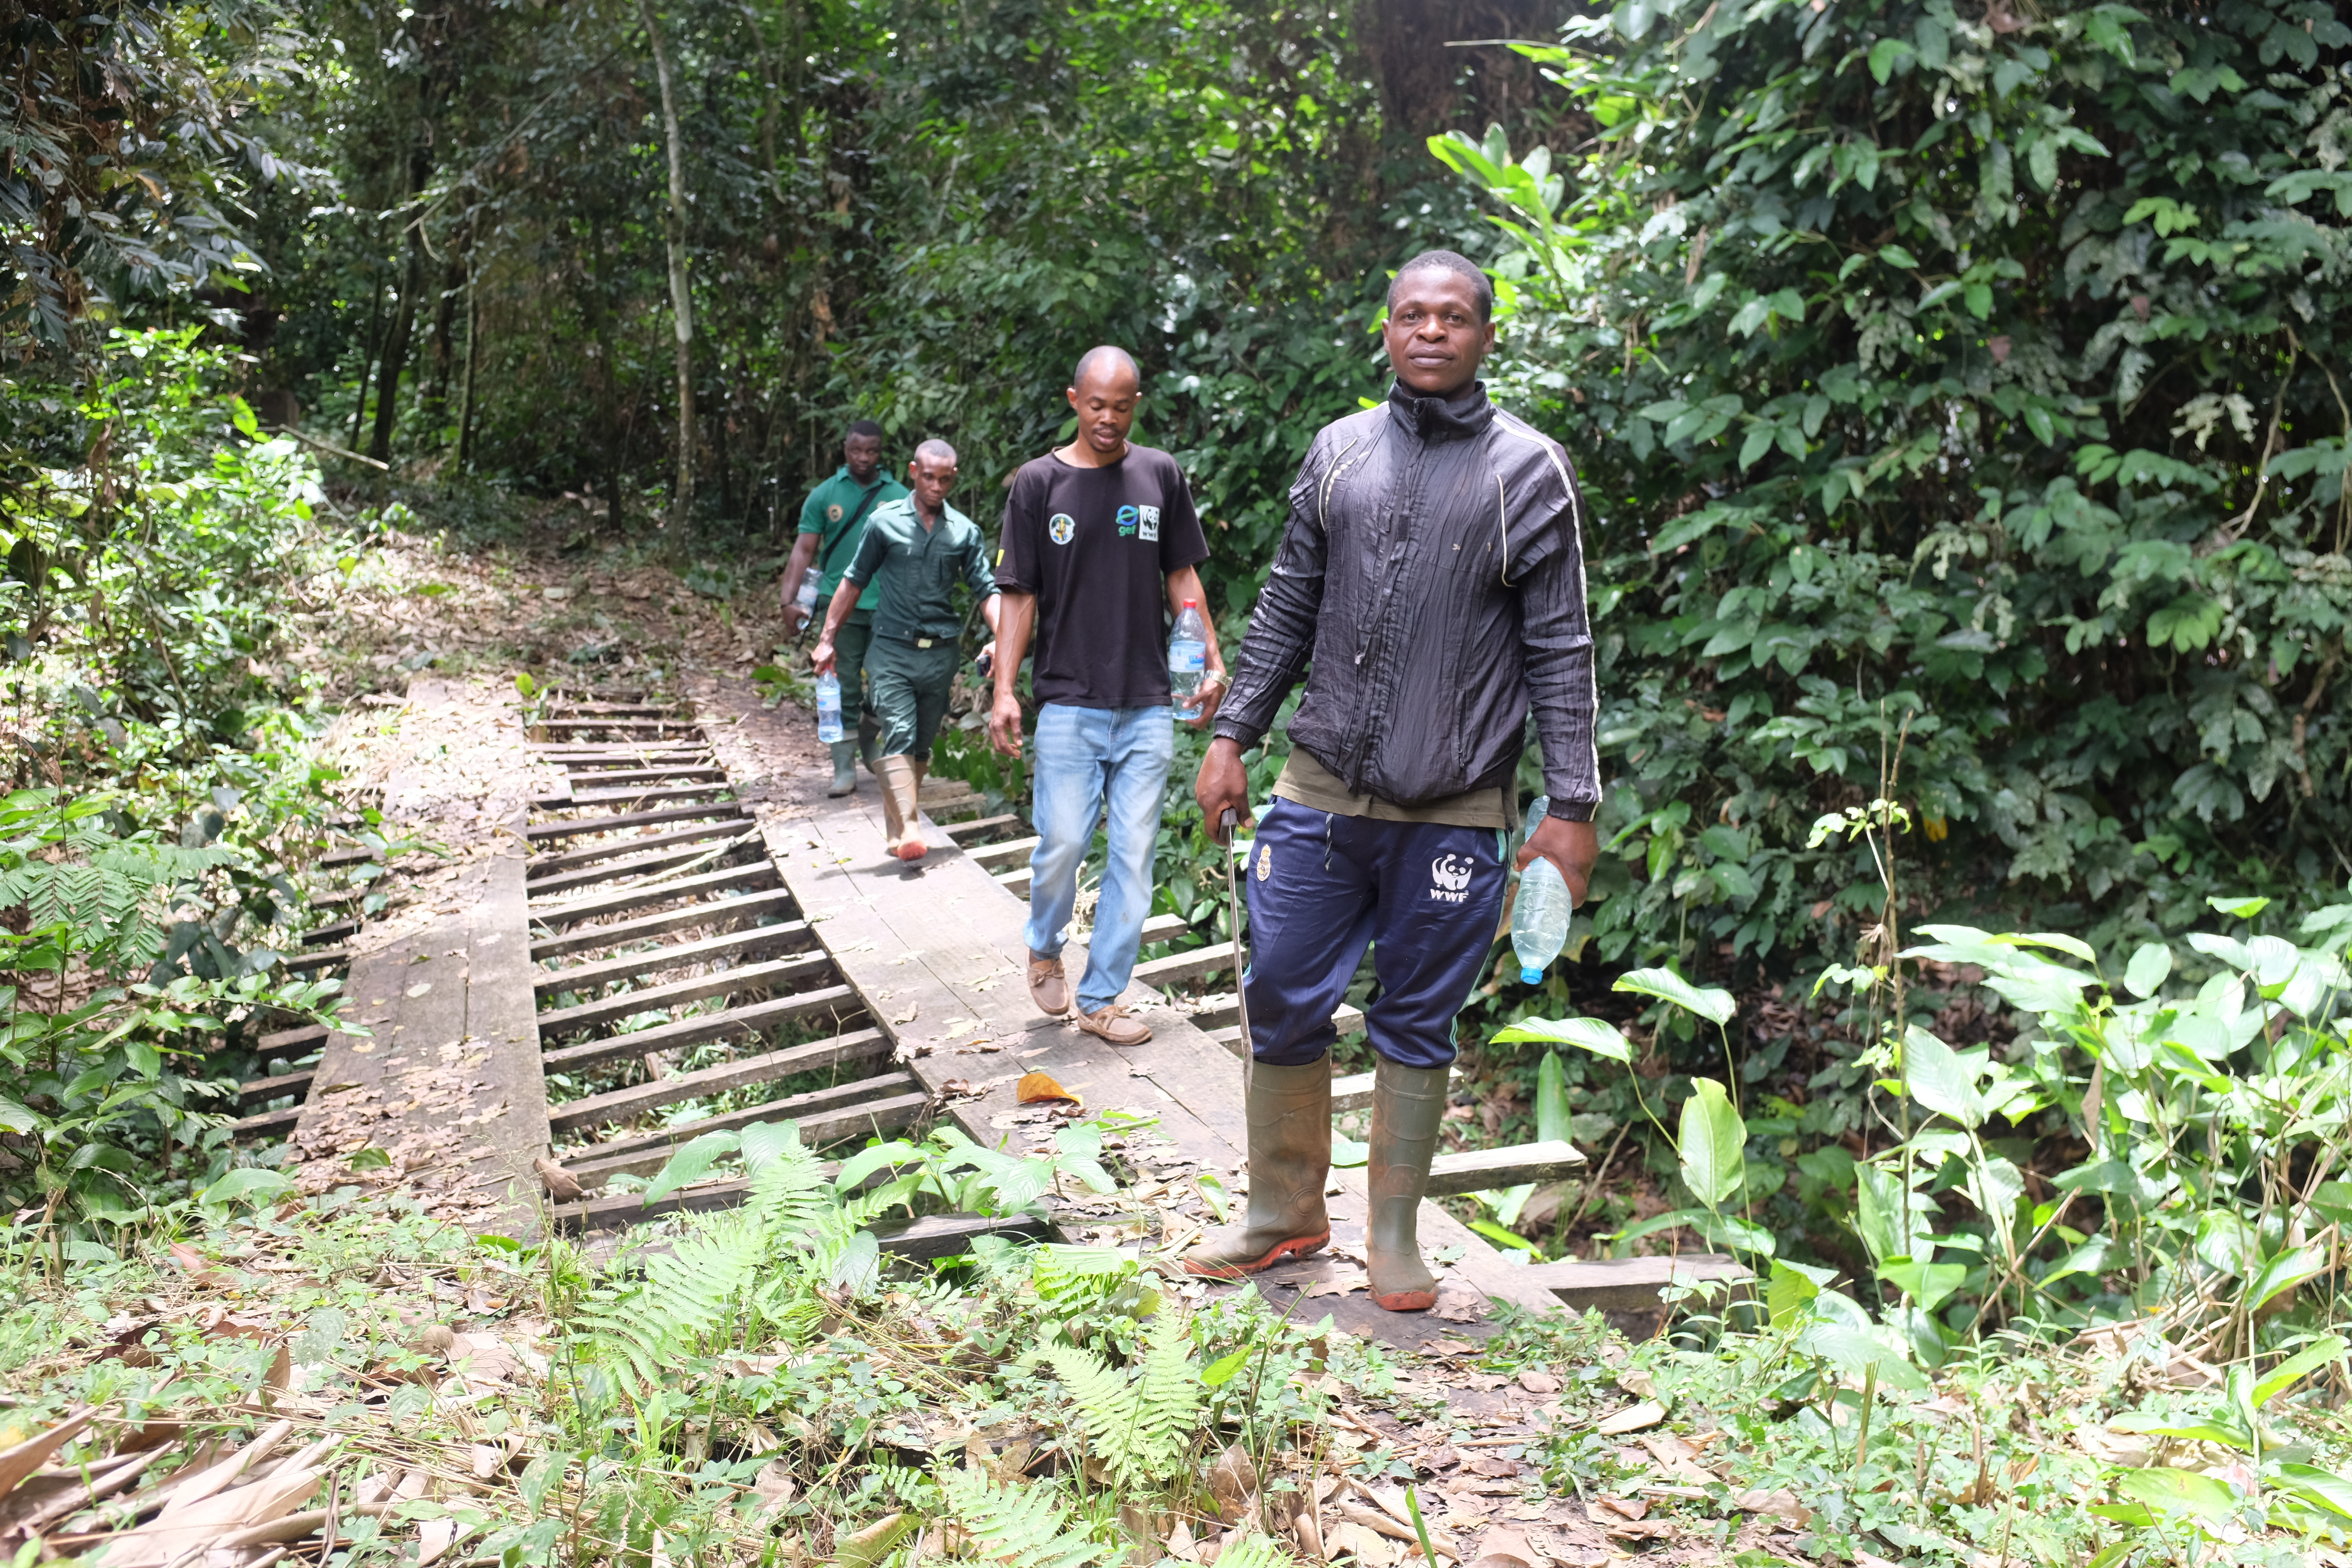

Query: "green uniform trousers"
left=830, top=610, right=873, bottom=736
left=864, top=633, right=961, bottom=761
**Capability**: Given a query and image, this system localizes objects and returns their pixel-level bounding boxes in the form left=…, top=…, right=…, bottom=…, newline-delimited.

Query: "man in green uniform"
left=781, top=419, right=907, bottom=796
left=812, top=439, right=1002, bottom=861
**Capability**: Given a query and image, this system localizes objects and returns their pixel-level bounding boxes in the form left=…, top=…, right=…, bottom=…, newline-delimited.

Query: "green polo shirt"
left=843, top=495, right=999, bottom=643
left=797, top=465, right=907, bottom=613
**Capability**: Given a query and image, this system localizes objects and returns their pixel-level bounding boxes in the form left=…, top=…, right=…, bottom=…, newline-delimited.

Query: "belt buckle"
left=916, top=637, right=933, bottom=649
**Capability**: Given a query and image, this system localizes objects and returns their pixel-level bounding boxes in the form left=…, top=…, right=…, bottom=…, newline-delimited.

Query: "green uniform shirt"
left=843, top=495, right=998, bottom=643
left=798, top=465, right=908, bottom=613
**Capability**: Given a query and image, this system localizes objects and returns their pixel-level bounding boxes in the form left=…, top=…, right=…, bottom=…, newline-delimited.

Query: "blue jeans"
left=1241, top=797, right=1507, bottom=1069
left=1024, top=703, right=1176, bottom=1014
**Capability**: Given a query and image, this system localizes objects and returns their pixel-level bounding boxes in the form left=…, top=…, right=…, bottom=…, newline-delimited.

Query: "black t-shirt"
left=996, top=445, right=1211, bottom=710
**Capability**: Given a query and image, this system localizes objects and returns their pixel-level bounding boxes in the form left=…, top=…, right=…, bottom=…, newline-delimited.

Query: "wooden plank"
left=301, top=919, right=360, bottom=946
left=319, top=848, right=377, bottom=869
left=568, top=782, right=736, bottom=809
left=526, top=818, right=756, bottom=881
left=994, top=866, right=1033, bottom=895
left=528, top=887, right=794, bottom=960
left=1423, top=1139, right=1585, bottom=1198
left=535, top=718, right=702, bottom=732
left=1198, top=1000, right=1365, bottom=1039
left=868, top=1211, right=1055, bottom=1259
left=527, top=860, right=779, bottom=925
left=238, top=1068, right=315, bottom=1110
left=534, top=919, right=814, bottom=997
left=526, top=801, right=748, bottom=843
left=523, top=834, right=760, bottom=900
left=1329, top=1066, right=1461, bottom=1114
left=1515, top=1255, right=1752, bottom=1337
left=234, top=1105, right=303, bottom=1138
left=257, top=1022, right=329, bottom=1054
left=966, top=836, right=1038, bottom=870
left=556, top=765, right=727, bottom=787
left=534, top=952, right=834, bottom=1039
left=546, top=1093, right=930, bottom=1223
left=539, top=986, right=864, bottom=1072
left=461, top=835, right=559, bottom=1236
left=285, top=946, right=352, bottom=973
left=559, top=1074, right=923, bottom=1181
left=941, top=814, right=1020, bottom=841
left=532, top=748, right=711, bottom=764
left=1130, top=941, right=1237, bottom=990
left=545, top=1027, right=891, bottom=1133
left=551, top=701, right=675, bottom=715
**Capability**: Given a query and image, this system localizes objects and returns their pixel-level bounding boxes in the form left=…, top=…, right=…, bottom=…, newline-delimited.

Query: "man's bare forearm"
left=992, top=591, right=1036, bottom=702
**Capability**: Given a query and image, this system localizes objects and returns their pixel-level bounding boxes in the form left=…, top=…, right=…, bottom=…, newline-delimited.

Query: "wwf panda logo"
left=1429, top=854, right=1473, bottom=904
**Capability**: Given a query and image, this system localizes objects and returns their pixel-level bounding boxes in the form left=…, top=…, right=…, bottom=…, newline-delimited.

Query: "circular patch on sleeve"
left=826, top=502, right=844, bottom=522
left=1048, top=513, right=1076, bottom=545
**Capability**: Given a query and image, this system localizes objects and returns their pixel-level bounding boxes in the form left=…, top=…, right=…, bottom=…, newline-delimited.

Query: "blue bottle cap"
left=1520, top=965, right=1542, bottom=984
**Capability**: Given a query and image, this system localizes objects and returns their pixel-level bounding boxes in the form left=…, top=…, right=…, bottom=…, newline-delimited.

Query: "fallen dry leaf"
left=1016, top=1070, right=1081, bottom=1107
left=1593, top=1400, right=1666, bottom=1436
left=532, top=1156, right=584, bottom=1201
left=1516, top=1368, right=1560, bottom=1395
left=1730, top=1487, right=1810, bottom=1527
left=416, top=1516, right=459, bottom=1567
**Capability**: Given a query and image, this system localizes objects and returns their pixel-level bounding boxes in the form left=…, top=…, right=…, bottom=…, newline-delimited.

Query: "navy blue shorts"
left=1239, top=797, right=1507, bottom=1070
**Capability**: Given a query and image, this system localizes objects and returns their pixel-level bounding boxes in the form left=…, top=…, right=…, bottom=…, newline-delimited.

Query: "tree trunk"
left=350, top=262, right=386, bottom=451
left=641, top=0, right=695, bottom=531
left=456, top=246, right=481, bottom=467
left=369, top=222, right=426, bottom=463
left=589, top=208, right=623, bottom=533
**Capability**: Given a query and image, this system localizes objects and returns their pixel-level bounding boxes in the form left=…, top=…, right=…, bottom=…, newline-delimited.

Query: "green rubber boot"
left=827, top=740, right=858, bottom=797
left=1182, top=1058, right=1332, bottom=1277
left=1367, top=1058, right=1448, bottom=1311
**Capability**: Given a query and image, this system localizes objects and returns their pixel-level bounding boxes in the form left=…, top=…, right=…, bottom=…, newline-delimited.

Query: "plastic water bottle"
left=1169, top=600, right=1208, bottom=718
left=1512, top=794, right=1571, bottom=983
left=815, top=671, right=844, bottom=742
left=795, top=573, right=820, bottom=618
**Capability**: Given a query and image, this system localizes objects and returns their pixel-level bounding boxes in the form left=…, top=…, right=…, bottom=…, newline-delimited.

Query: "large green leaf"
left=2123, top=942, right=2172, bottom=998
left=1614, top=967, right=1735, bottom=1025
left=1677, top=1078, right=1745, bottom=1209
left=200, top=1167, right=296, bottom=1209
left=2254, top=1335, right=2348, bottom=1408
left=1876, top=1257, right=1969, bottom=1312
left=644, top=1130, right=741, bottom=1205
left=1490, top=1016, right=1631, bottom=1061
left=2113, top=1466, right=2241, bottom=1525
left=2246, top=1244, right=2328, bottom=1311
left=2271, top=1463, right=2352, bottom=1522
left=1899, top=1026, right=1984, bottom=1129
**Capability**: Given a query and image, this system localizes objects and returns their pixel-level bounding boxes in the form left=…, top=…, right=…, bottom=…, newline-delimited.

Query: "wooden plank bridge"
left=234, top=677, right=1742, bottom=1343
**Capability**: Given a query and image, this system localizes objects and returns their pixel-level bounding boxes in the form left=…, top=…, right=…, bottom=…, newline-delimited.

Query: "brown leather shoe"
left=1027, top=952, right=1070, bottom=1017
left=1072, top=1003, right=1151, bottom=1046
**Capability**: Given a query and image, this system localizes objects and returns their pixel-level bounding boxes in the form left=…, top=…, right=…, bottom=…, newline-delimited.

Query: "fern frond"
left=937, top=1467, right=1115, bottom=1568
left=576, top=1211, right=767, bottom=1386
left=1210, top=1535, right=1297, bottom=1568
left=1127, top=1311, right=1204, bottom=1479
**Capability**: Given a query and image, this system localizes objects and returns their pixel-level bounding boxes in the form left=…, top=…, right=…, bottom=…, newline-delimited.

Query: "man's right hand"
left=1195, top=736, right=1252, bottom=845
left=811, top=638, right=837, bottom=675
left=988, top=687, right=1024, bottom=756
left=785, top=604, right=809, bottom=636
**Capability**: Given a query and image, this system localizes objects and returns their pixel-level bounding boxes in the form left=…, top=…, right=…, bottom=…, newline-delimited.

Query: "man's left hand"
left=1183, top=671, right=1227, bottom=730
left=1516, top=815, right=1599, bottom=906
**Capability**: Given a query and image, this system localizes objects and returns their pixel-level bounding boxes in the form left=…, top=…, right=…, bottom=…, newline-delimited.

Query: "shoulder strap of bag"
left=821, top=483, right=888, bottom=578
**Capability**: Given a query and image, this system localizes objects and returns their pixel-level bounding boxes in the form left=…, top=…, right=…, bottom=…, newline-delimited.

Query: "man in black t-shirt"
left=990, top=346, right=1226, bottom=1046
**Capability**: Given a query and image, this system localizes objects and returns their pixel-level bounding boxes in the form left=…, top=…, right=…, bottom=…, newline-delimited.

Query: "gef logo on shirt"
left=1115, top=504, right=1138, bottom=537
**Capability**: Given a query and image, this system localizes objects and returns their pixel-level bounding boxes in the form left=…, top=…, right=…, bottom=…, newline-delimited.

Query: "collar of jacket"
left=1385, top=378, right=1495, bottom=441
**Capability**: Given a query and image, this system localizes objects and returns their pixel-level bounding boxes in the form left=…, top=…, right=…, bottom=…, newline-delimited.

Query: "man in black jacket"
left=1187, top=249, right=1601, bottom=1311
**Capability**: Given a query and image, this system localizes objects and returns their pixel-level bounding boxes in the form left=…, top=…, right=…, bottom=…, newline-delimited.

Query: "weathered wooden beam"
left=526, top=818, right=755, bottom=880
left=994, top=866, right=1033, bottom=895
left=257, top=1022, right=329, bottom=1054
left=966, top=836, right=1039, bottom=870
left=545, top=1027, right=891, bottom=1133
left=301, top=919, right=359, bottom=947
left=237, top=1068, right=315, bottom=1110
left=567, top=782, right=736, bottom=809
left=527, top=860, right=778, bottom=926
left=940, top=814, right=1021, bottom=841
left=528, top=887, right=794, bottom=960
left=233, top=1104, right=302, bottom=1139
left=534, top=952, right=833, bottom=1039
left=534, top=919, right=814, bottom=997
left=524, top=835, right=759, bottom=900
left=1423, top=1139, right=1585, bottom=1198
left=539, top=986, right=864, bottom=1072
left=285, top=946, right=352, bottom=974
left=526, top=802, right=749, bottom=843
left=559, top=1073, right=922, bottom=1180
left=1130, top=941, right=1237, bottom=990
left=560, top=765, right=727, bottom=788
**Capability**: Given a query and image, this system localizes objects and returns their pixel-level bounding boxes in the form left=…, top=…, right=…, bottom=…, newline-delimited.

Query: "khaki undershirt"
left=1272, top=746, right=1510, bottom=830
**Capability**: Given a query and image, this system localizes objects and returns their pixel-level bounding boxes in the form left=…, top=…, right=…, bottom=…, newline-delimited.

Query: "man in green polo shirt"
left=812, top=439, right=1002, bottom=861
left=781, top=419, right=907, bottom=796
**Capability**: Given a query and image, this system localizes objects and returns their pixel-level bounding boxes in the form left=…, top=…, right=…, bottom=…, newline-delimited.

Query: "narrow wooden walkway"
left=232, top=674, right=1713, bottom=1340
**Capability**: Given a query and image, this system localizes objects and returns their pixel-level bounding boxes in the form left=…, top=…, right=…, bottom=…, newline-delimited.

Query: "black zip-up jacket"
left=1214, top=380, right=1601, bottom=820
